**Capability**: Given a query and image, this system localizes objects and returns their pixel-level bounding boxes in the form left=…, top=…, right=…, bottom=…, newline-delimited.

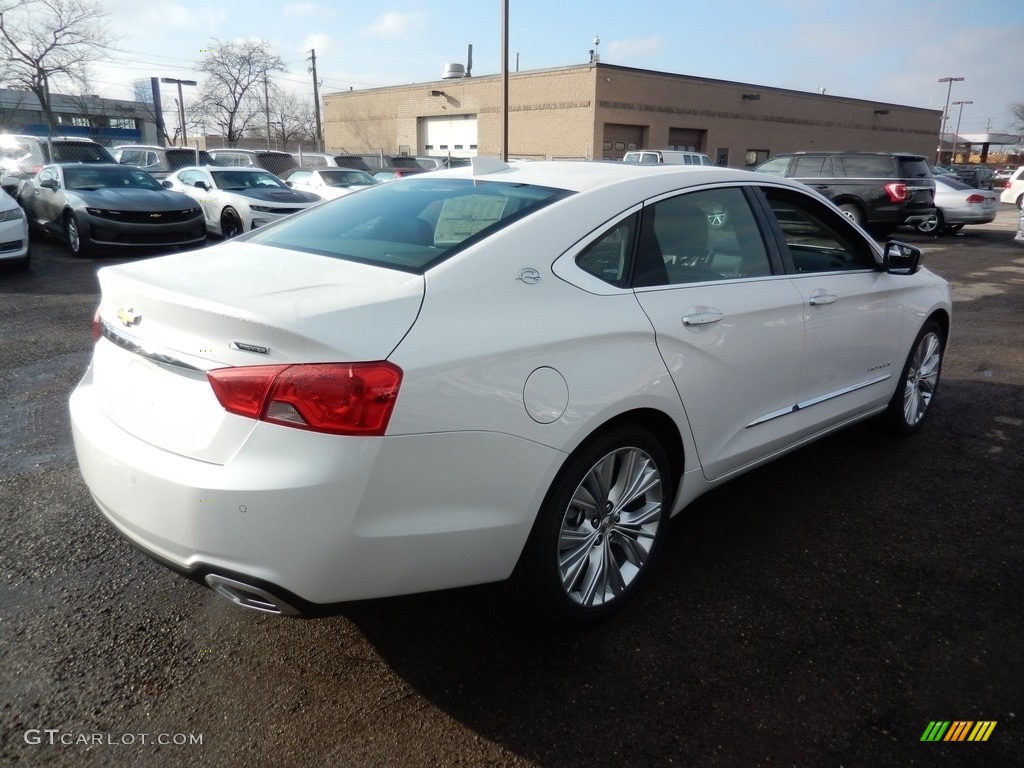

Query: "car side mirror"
left=40, top=178, right=59, bottom=191
left=193, top=180, right=210, bottom=191
left=883, top=241, right=922, bottom=275
left=161, top=180, right=172, bottom=188
left=285, top=181, right=294, bottom=187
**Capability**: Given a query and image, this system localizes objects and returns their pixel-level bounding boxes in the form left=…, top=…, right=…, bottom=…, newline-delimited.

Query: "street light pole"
left=937, top=76, right=963, bottom=164
left=160, top=77, right=198, bottom=146
left=951, top=100, right=973, bottom=164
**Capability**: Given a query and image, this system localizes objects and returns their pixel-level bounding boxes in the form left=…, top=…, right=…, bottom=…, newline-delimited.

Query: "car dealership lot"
left=1, top=210, right=1022, bottom=766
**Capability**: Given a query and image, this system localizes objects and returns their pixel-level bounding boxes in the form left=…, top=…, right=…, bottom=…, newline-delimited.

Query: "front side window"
left=762, top=188, right=876, bottom=272
left=754, top=156, right=792, bottom=177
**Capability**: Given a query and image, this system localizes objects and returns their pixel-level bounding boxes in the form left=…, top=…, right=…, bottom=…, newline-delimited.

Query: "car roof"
left=426, top=159, right=773, bottom=194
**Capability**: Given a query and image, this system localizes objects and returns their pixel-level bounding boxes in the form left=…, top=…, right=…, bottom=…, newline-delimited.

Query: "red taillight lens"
left=965, top=194, right=985, bottom=204
left=884, top=182, right=908, bottom=203
left=207, top=362, right=403, bottom=436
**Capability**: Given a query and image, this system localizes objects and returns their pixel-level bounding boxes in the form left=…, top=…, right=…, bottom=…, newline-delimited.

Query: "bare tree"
left=270, top=91, right=318, bottom=151
left=193, top=38, right=285, bottom=147
left=1010, top=102, right=1024, bottom=134
left=0, top=0, right=113, bottom=133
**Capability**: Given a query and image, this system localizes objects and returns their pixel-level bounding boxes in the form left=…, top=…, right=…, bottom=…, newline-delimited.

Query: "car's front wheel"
left=64, top=212, right=89, bottom=257
left=510, top=424, right=672, bottom=624
left=220, top=207, right=244, bottom=239
left=884, top=319, right=945, bottom=435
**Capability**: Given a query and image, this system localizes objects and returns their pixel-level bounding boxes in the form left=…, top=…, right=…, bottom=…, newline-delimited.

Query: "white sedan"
left=70, top=159, right=952, bottom=624
left=162, top=166, right=321, bottom=238
left=283, top=168, right=378, bottom=200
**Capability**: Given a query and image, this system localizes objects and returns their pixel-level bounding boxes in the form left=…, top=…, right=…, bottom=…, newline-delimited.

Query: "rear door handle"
left=682, top=310, right=724, bottom=326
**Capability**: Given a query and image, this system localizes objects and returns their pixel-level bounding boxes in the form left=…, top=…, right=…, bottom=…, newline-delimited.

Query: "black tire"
left=946, top=223, right=964, bottom=233
left=883, top=319, right=945, bottom=435
left=220, top=207, right=244, bottom=239
left=64, top=212, right=90, bottom=257
left=510, top=424, right=674, bottom=624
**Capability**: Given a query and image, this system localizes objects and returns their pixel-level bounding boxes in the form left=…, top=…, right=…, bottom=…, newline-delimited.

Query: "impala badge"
left=116, top=307, right=142, bottom=327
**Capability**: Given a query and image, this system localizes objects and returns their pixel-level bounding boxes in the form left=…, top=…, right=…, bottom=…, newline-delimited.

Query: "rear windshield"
left=165, top=148, right=213, bottom=169
left=257, top=153, right=299, bottom=176
left=245, top=177, right=571, bottom=273
left=50, top=142, right=115, bottom=163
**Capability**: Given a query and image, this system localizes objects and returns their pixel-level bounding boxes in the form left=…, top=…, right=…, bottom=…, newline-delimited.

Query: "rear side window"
left=897, top=158, right=931, bottom=179
left=838, top=156, right=896, bottom=178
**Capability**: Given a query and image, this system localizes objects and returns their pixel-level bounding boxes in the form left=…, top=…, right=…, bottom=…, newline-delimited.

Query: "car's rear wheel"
left=64, top=212, right=89, bottom=257
left=915, top=209, right=945, bottom=234
left=884, top=319, right=945, bottom=435
left=220, top=207, right=244, bottom=239
left=1016, top=193, right=1024, bottom=210
left=837, top=202, right=865, bottom=226
left=510, top=424, right=672, bottom=624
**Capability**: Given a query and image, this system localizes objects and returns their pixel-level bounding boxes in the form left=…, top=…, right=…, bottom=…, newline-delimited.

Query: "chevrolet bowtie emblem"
left=116, top=307, right=142, bottom=327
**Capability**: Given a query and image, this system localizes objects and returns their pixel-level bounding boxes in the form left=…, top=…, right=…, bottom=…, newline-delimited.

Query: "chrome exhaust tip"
left=204, top=574, right=300, bottom=616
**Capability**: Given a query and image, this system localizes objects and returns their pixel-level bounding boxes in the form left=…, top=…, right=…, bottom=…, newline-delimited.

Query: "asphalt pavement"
left=1, top=209, right=1022, bottom=767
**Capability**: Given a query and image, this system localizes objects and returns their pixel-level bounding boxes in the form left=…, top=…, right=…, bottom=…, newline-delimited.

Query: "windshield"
left=211, top=170, right=287, bottom=190
left=63, top=165, right=163, bottom=190
left=246, top=177, right=571, bottom=273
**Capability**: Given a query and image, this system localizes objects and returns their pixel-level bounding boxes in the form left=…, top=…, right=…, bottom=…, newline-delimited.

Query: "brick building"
left=323, top=62, right=941, bottom=168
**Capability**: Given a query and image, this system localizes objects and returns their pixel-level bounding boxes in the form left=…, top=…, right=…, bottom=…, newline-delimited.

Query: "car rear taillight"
left=965, top=194, right=986, bottom=204
left=884, top=182, right=908, bottom=203
left=207, top=362, right=402, bottom=436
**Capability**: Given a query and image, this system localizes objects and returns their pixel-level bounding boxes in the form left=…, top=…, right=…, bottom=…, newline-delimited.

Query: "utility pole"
left=309, top=49, right=323, bottom=152
left=264, top=74, right=271, bottom=150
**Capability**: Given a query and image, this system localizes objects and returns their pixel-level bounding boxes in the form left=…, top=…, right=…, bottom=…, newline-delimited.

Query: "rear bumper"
left=70, top=366, right=561, bottom=609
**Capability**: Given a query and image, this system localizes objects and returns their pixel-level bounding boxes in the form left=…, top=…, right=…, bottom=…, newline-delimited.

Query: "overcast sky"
left=90, top=0, right=1024, bottom=136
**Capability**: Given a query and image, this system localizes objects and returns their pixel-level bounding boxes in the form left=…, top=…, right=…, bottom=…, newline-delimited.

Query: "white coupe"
left=71, top=159, right=951, bottom=624
left=162, top=166, right=321, bottom=238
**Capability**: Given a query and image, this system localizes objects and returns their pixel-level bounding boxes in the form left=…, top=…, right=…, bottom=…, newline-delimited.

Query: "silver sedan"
left=916, top=175, right=998, bottom=234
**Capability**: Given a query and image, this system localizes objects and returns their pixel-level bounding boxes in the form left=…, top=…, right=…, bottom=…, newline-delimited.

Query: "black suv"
left=754, top=151, right=935, bottom=236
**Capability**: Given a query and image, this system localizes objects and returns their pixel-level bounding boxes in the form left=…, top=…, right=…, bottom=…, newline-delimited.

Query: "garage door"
left=420, top=115, right=478, bottom=158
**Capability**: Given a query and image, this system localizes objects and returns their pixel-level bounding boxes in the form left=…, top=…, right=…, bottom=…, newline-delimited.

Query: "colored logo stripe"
left=921, top=721, right=996, bottom=742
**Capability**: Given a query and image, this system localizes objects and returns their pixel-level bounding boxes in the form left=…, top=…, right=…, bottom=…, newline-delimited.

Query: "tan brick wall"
left=323, top=64, right=940, bottom=166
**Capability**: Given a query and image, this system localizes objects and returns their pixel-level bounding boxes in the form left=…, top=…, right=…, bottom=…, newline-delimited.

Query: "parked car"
left=162, top=166, right=321, bottom=238
left=112, top=145, right=215, bottom=179
left=622, top=149, right=715, bottom=166
left=290, top=151, right=372, bottom=172
left=914, top=175, right=998, bottom=234
left=0, top=184, right=30, bottom=268
left=0, top=134, right=115, bottom=179
left=414, top=156, right=471, bottom=171
left=754, top=151, right=935, bottom=236
left=372, top=168, right=430, bottom=182
left=282, top=168, right=378, bottom=199
left=999, top=167, right=1024, bottom=208
left=1016, top=207, right=1024, bottom=246
left=948, top=164, right=994, bottom=190
left=992, top=167, right=1017, bottom=188
left=17, top=163, right=206, bottom=257
left=205, top=149, right=299, bottom=178
left=336, top=153, right=424, bottom=174
left=70, top=160, right=951, bottom=624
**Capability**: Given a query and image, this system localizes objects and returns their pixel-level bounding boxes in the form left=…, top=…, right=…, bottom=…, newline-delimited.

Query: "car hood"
left=227, top=188, right=321, bottom=204
left=71, top=188, right=199, bottom=211
left=95, top=241, right=425, bottom=367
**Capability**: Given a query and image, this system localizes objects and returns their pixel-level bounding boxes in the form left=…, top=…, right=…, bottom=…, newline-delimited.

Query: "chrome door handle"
left=808, top=292, right=837, bottom=306
left=682, top=310, right=724, bottom=326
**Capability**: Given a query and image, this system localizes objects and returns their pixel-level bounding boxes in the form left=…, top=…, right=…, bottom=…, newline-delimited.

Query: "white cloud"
left=363, top=11, right=427, bottom=39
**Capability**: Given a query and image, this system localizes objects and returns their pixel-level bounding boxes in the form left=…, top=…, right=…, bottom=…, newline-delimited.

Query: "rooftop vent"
left=442, top=62, right=466, bottom=79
